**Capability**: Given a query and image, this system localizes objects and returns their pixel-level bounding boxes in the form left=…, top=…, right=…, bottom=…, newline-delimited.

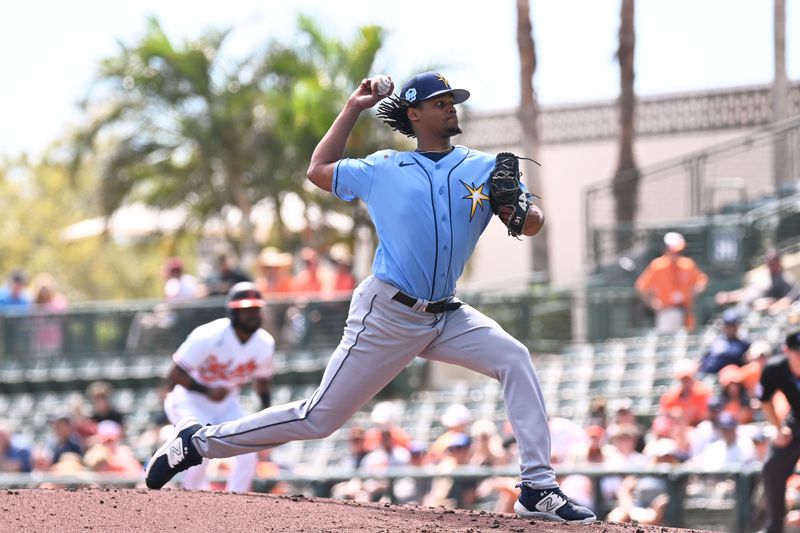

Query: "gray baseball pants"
left=190, top=275, right=556, bottom=488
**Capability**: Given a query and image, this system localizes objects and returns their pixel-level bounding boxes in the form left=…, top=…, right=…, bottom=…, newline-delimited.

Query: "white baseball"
left=374, top=75, right=392, bottom=96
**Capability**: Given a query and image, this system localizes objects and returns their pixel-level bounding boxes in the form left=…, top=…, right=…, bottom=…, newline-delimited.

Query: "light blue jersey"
left=334, top=145, right=524, bottom=301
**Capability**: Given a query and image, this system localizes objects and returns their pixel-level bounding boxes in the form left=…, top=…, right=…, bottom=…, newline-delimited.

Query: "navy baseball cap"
left=721, top=309, right=740, bottom=325
left=787, top=330, right=800, bottom=351
left=400, top=72, right=470, bottom=105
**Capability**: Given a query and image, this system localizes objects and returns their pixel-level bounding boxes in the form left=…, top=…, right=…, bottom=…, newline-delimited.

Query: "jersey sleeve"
left=332, top=152, right=380, bottom=202
left=172, top=330, right=210, bottom=376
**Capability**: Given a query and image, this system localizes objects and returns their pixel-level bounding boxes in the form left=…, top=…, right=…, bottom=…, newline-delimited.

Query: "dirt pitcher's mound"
left=0, top=488, right=716, bottom=532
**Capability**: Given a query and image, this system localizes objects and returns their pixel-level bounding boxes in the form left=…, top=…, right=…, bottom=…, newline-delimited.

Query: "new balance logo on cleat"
left=145, top=416, right=203, bottom=490
left=535, top=492, right=565, bottom=513
left=168, top=442, right=185, bottom=468
left=514, top=484, right=596, bottom=523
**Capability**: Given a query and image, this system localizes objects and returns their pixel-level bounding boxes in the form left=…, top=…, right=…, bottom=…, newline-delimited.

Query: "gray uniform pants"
left=191, top=276, right=556, bottom=487
left=763, top=424, right=800, bottom=533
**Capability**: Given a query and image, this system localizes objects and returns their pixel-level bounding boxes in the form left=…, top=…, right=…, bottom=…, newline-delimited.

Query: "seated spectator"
left=330, top=426, right=376, bottom=503
left=425, top=434, right=478, bottom=508
left=717, top=365, right=755, bottom=424
left=607, top=438, right=681, bottom=525
left=162, top=256, right=198, bottom=301
left=86, top=381, right=125, bottom=429
left=30, top=272, right=68, bottom=356
left=0, top=421, right=33, bottom=472
left=361, top=428, right=412, bottom=472
left=0, top=270, right=31, bottom=310
left=746, top=425, right=772, bottom=463
left=204, top=252, right=252, bottom=297
left=548, top=415, right=588, bottom=465
left=609, top=398, right=646, bottom=453
left=469, top=419, right=505, bottom=467
left=699, top=309, right=751, bottom=375
left=393, top=441, right=433, bottom=505
left=83, top=420, right=141, bottom=475
left=48, top=415, right=83, bottom=465
left=659, top=359, right=711, bottom=426
left=49, top=452, right=88, bottom=477
left=343, top=428, right=412, bottom=503
left=31, top=445, right=53, bottom=473
left=255, top=247, right=294, bottom=295
left=648, top=409, right=693, bottom=460
left=363, top=401, right=410, bottom=453
left=693, top=412, right=756, bottom=469
left=603, top=423, right=648, bottom=501
left=689, top=413, right=757, bottom=498
left=430, top=404, right=473, bottom=460
left=588, top=396, right=609, bottom=428
left=634, top=232, right=708, bottom=333
left=715, top=248, right=800, bottom=315
left=560, top=423, right=617, bottom=511
left=564, top=424, right=615, bottom=466
left=689, top=396, right=725, bottom=457
left=338, top=426, right=368, bottom=470
left=38, top=450, right=91, bottom=489
left=327, top=243, right=357, bottom=294
left=254, top=447, right=293, bottom=492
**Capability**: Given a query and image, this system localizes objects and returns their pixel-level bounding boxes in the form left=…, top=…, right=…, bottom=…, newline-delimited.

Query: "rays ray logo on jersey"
left=461, top=180, right=490, bottom=221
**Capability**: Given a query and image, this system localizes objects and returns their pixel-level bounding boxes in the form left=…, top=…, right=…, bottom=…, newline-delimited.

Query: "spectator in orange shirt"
left=658, top=359, right=711, bottom=426
left=362, top=401, right=410, bottom=453
left=327, top=243, right=357, bottom=294
left=291, top=247, right=330, bottom=295
left=635, top=232, right=708, bottom=333
left=255, top=247, right=294, bottom=296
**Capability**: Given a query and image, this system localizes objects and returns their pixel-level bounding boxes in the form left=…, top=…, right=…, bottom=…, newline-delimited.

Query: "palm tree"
left=773, top=0, right=789, bottom=189
left=70, top=16, right=390, bottom=262
left=516, top=0, right=549, bottom=281
left=611, top=0, right=639, bottom=253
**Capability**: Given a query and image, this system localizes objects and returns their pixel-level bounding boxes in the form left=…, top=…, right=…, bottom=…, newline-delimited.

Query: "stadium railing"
left=0, top=283, right=719, bottom=365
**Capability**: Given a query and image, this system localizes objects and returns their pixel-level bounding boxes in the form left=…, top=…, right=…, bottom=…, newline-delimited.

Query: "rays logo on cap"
left=399, top=71, right=470, bottom=105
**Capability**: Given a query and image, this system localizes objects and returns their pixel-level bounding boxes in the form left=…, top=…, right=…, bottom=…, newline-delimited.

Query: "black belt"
left=392, top=291, right=461, bottom=313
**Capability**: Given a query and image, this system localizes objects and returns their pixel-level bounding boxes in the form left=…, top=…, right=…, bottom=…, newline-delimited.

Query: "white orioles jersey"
left=173, top=318, right=274, bottom=391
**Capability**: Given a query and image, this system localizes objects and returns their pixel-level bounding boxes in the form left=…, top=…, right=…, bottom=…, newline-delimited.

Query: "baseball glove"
left=488, top=152, right=539, bottom=238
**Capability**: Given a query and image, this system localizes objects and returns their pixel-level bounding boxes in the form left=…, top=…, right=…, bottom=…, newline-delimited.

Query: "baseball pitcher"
left=146, top=72, right=595, bottom=523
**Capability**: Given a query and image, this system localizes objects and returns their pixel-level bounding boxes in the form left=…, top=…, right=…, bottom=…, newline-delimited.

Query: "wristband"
left=188, top=380, right=210, bottom=395
left=259, top=391, right=271, bottom=409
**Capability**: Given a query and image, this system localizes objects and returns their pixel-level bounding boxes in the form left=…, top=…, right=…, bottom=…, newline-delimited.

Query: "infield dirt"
left=0, top=488, right=719, bottom=532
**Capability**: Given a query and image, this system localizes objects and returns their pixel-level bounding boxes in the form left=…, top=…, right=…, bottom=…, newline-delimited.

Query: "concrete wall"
left=459, top=129, right=749, bottom=290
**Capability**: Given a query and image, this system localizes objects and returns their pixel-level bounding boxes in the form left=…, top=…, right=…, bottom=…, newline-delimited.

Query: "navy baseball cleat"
left=145, top=416, right=203, bottom=490
left=514, top=483, right=597, bottom=523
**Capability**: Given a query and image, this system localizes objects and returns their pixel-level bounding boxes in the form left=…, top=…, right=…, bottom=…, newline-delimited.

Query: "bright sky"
left=1, top=0, right=797, bottom=158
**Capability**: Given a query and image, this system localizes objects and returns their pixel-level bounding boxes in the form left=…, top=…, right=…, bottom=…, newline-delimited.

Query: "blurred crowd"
left=0, top=242, right=357, bottom=354
left=161, top=243, right=357, bottom=303
left=0, top=380, right=144, bottom=481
